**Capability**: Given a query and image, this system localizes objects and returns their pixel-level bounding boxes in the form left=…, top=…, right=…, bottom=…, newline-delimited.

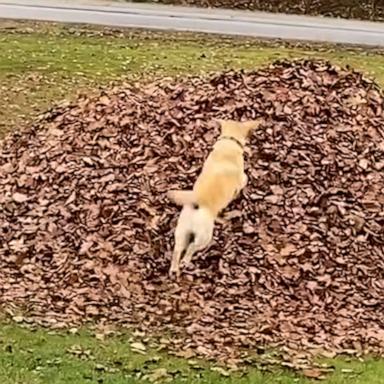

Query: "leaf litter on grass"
left=0, top=59, right=383, bottom=375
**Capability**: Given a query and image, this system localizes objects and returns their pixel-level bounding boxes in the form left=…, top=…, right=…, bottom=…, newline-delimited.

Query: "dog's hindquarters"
left=182, top=207, right=214, bottom=267
left=169, top=205, right=214, bottom=276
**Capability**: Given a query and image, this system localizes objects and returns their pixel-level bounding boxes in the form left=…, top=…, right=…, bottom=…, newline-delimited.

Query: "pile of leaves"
left=151, top=0, right=384, bottom=22
left=1, top=59, right=384, bottom=367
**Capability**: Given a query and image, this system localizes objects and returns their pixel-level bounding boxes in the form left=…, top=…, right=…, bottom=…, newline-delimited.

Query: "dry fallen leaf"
left=131, top=342, right=147, bottom=353
left=12, top=192, right=28, bottom=203
left=147, top=368, right=169, bottom=383
left=211, top=366, right=231, bottom=376
left=302, top=368, right=326, bottom=380
left=341, top=368, right=355, bottom=374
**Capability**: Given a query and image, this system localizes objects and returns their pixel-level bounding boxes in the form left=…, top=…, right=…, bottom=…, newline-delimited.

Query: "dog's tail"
left=167, top=190, right=198, bottom=207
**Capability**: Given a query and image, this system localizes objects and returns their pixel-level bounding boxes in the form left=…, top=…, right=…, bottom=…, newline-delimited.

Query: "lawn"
left=1, top=19, right=384, bottom=384
left=2, top=321, right=384, bottom=384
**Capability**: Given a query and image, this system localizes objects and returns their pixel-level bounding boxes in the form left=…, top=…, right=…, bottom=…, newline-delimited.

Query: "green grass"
left=1, top=21, right=384, bottom=137
left=1, top=20, right=384, bottom=384
left=1, top=322, right=384, bottom=384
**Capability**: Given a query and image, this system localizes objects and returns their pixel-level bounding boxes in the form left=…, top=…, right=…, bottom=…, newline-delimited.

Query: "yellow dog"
left=168, top=119, right=262, bottom=276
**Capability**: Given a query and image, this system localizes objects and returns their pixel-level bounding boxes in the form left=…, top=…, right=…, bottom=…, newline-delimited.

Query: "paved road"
left=1, top=0, right=384, bottom=46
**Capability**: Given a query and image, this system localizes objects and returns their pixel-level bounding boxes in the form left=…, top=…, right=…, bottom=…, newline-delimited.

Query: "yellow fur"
left=168, top=119, right=262, bottom=276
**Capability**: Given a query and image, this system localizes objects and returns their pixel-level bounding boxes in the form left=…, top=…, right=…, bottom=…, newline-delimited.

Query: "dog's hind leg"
left=169, top=230, right=190, bottom=277
left=181, top=227, right=213, bottom=268
left=180, top=242, right=198, bottom=269
left=169, top=247, right=184, bottom=277
left=170, top=231, right=191, bottom=277
left=169, top=207, right=192, bottom=277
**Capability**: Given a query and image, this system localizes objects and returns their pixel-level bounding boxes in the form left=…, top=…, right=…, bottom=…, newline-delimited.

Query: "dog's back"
left=194, top=140, right=244, bottom=216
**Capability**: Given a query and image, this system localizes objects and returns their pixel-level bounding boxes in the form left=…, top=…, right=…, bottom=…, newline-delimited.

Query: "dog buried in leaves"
left=167, top=119, right=262, bottom=276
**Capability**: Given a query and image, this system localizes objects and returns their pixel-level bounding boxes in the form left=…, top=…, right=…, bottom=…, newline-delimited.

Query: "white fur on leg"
left=169, top=248, right=183, bottom=277
left=169, top=206, right=214, bottom=275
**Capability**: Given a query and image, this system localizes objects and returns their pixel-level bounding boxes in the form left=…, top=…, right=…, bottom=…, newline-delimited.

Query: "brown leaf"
left=302, top=369, right=326, bottom=380
left=99, top=95, right=111, bottom=105
left=280, top=243, right=297, bottom=257
left=148, top=368, right=169, bottom=383
left=12, top=192, right=28, bottom=203
left=131, top=342, right=147, bottom=353
left=211, top=366, right=231, bottom=376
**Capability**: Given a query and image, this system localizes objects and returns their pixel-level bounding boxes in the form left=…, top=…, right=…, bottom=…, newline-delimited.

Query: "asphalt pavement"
left=1, top=0, right=384, bottom=46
